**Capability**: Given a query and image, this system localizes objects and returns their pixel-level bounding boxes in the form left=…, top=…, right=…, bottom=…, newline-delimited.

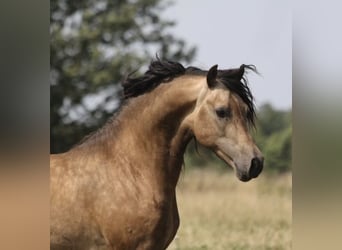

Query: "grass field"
left=168, top=169, right=292, bottom=250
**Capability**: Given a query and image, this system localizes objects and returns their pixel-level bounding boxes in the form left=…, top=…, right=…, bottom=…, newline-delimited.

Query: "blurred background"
left=50, top=0, right=291, bottom=249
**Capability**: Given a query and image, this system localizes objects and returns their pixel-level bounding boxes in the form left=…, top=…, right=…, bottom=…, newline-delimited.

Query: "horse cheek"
left=194, top=109, right=218, bottom=146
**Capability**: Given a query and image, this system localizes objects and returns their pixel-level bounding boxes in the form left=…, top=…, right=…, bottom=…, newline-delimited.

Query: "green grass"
left=168, top=169, right=292, bottom=250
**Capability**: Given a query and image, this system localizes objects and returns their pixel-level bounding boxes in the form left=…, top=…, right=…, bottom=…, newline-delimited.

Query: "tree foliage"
left=51, top=0, right=196, bottom=153
left=255, top=103, right=292, bottom=172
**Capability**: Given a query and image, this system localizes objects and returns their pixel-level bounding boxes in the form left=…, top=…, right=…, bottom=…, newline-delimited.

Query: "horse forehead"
left=230, top=93, right=248, bottom=111
left=204, top=88, right=230, bottom=105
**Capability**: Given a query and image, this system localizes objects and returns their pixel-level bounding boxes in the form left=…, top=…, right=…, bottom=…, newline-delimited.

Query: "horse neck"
left=119, top=75, right=205, bottom=188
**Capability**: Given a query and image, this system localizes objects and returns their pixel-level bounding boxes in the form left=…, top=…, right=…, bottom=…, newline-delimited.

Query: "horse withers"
left=50, top=59, right=263, bottom=250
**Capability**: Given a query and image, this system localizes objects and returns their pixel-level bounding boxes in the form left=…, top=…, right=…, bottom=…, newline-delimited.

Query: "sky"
left=163, top=0, right=292, bottom=110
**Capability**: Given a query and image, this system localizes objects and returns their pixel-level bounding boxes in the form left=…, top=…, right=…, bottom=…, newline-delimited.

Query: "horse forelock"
left=217, top=65, right=258, bottom=127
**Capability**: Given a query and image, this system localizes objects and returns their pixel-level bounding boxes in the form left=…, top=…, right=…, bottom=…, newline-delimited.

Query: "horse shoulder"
left=99, top=189, right=179, bottom=249
left=50, top=152, right=102, bottom=248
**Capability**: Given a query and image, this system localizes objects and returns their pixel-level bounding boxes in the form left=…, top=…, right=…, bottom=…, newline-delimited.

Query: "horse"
left=50, top=59, right=264, bottom=250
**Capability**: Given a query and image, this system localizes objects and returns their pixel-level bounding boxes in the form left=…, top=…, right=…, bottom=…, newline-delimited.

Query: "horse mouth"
left=237, top=173, right=252, bottom=182
left=215, top=149, right=235, bottom=169
left=215, top=149, right=252, bottom=182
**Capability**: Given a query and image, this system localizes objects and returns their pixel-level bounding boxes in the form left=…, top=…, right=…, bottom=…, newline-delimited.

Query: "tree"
left=51, top=0, right=196, bottom=153
left=256, top=103, right=290, bottom=137
left=254, top=103, right=292, bottom=173
left=263, top=126, right=292, bottom=172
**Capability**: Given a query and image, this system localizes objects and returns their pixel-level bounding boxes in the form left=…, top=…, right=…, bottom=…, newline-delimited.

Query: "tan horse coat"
left=51, top=76, right=204, bottom=249
left=51, top=62, right=263, bottom=249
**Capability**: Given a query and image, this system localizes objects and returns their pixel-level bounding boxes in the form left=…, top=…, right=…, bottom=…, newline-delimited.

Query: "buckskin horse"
left=50, top=59, right=264, bottom=250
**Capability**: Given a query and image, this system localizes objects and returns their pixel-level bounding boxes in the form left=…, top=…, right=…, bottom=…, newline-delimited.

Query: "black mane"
left=122, top=60, right=186, bottom=99
left=122, top=59, right=257, bottom=126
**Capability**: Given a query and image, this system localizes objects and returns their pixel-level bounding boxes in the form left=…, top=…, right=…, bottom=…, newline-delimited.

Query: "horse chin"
left=215, top=149, right=252, bottom=182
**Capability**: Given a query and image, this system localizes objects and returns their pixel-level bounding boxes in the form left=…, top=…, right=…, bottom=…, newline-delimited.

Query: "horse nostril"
left=249, top=157, right=263, bottom=178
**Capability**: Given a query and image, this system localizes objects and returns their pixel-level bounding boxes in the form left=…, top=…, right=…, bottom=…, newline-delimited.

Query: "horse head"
left=186, top=64, right=264, bottom=182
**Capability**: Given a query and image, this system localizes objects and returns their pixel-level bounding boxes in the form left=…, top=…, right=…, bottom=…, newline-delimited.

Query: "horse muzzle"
left=237, top=156, right=264, bottom=182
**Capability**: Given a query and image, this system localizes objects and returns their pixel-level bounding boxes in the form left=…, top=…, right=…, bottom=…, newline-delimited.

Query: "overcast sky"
left=164, top=0, right=292, bottom=110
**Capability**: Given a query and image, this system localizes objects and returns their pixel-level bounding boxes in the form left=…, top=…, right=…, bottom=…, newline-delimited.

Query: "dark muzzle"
left=249, top=157, right=264, bottom=178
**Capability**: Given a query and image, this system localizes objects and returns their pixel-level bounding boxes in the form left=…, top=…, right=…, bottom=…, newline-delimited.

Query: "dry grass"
left=168, top=169, right=292, bottom=250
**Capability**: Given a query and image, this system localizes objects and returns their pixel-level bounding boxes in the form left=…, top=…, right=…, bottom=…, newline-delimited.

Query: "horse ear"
left=207, top=64, right=218, bottom=88
left=236, top=64, right=245, bottom=81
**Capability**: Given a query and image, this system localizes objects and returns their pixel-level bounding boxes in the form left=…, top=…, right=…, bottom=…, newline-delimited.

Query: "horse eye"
left=215, top=107, right=231, bottom=118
